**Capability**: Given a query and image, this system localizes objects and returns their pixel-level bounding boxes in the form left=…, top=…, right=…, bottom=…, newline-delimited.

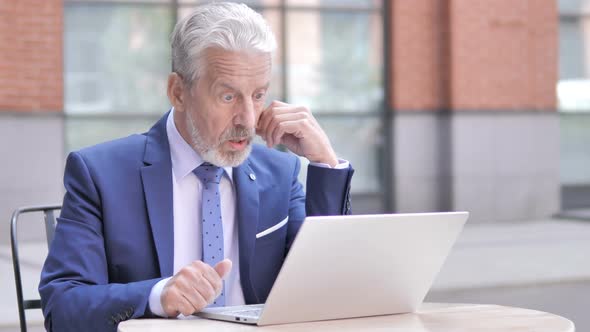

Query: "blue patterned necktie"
left=193, top=163, right=226, bottom=307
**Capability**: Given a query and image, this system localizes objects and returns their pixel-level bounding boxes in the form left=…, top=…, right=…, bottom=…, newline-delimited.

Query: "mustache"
left=221, top=126, right=255, bottom=141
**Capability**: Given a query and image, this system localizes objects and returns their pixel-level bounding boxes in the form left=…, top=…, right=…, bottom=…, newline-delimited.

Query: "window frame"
left=63, top=0, right=392, bottom=212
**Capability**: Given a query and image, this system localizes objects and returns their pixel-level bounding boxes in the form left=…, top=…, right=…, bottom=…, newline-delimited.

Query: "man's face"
left=180, top=48, right=272, bottom=167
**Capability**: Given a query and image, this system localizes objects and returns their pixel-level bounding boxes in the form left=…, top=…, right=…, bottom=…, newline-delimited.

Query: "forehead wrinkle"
left=209, top=61, right=270, bottom=77
left=204, top=51, right=271, bottom=78
left=207, top=67, right=271, bottom=94
left=211, top=77, right=269, bottom=95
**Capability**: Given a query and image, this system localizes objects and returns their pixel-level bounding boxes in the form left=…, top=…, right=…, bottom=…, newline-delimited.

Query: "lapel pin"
left=249, top=173, right=256, bottom=181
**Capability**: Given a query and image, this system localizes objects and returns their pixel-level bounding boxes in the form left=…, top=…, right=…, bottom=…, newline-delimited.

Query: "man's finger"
left=266, top=113, right=309, bottom=147
left=178, top=294, right=199, bottom=316
left=189, top=278, right=216, bottom=305
left=257, top=103, right=274, bottom=130
left=214, top=259, right=232, bottom=279
left=196, top=263, right=222, bottom=291
left=257, top=105, right=297, bottom=133
left=184, top=264, right=219, bottom=306
left=271, top=100, right=290, bottom=107
left=162, top=287, right=182, bottom=317
left=259, top=109, right=301, bottom=146
left=276, top=119, right=308, bottom=144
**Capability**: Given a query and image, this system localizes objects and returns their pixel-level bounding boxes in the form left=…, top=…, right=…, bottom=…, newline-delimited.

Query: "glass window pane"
left=558, top=0, right=590, bottom=210
left=262, top=9, right=285, bottom=102
left=561, top=114, right=590, bottom=185
left=64, top=4, right=173, bottom=114
left=180, top=0, right=280, bottom=6
left=557, top=16, right=590, bottom=111
left=65, top=116, right=161, bottom=152
left=65, top=0, right=171, bottom=3
left=559, top=18, right=588, bottom=80
left=558, top=0, right=590, bottom=15
left=286, top=11, right=383, bottom=112
left=297, top=116, right=381, bottom=194
left=286, top=0, right=381, bottom=9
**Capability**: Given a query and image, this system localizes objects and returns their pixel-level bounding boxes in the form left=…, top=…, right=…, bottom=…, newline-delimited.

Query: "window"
left=64, top=1, right=173, bottom=149
left=558, top=0, right=590, bottom=209
left=64, top=0, right=386, bottom=209
left=558, top=0, right=590, bottom=111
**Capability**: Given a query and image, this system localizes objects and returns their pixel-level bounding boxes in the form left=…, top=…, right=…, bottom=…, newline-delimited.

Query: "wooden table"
left=118, top=303, right=575, bottom=331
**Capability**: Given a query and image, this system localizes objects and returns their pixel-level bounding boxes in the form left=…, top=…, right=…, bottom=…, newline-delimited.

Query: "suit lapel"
left=138, top=111, right=262, bottom=287
left=233, top=161, right=260, bottom=303
left=141, top=112, right=174, bottom=277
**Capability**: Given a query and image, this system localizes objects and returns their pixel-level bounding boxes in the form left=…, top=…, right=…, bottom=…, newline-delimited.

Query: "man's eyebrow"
left=216, top=82, right=270, bottom=91
left=217, top=82, right=238, bottom=91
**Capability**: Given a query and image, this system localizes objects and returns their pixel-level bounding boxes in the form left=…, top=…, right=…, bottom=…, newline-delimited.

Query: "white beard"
left=185, top=110, right=253, bottom=167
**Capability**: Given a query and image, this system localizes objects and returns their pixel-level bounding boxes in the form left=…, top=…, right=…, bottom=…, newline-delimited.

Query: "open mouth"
left=227, top=138, right=249, bottom=151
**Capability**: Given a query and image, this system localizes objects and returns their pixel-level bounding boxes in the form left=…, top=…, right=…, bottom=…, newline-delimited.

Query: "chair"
left=10, top=205, right=61, bottom=332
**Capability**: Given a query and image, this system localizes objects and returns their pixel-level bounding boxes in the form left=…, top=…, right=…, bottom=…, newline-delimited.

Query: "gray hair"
left=171, top=2, right=277, bottom=84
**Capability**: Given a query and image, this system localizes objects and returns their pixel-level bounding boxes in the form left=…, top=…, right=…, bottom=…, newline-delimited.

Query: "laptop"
left=195, top=212, right=469, bottom=325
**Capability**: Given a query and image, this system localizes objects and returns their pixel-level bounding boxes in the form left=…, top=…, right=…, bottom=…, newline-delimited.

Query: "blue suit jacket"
left=39, top=112, right=353, bottom=331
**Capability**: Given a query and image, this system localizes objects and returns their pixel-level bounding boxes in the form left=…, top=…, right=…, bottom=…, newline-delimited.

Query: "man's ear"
left=167, top=72, right=186, bottom=112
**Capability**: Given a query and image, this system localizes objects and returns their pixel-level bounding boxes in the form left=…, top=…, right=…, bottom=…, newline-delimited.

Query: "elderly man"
left=39, top=2, right=353, bottom=331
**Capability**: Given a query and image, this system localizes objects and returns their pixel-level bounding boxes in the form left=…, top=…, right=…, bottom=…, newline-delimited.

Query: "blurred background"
left=0, top=0, right=589, bottom=331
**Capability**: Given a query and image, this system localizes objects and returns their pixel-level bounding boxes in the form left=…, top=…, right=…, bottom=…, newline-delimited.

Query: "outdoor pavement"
left=1, top=217, right=589, bottom=332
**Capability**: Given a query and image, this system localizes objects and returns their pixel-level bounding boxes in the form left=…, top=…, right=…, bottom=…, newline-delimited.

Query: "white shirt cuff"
left=309, top=159, right=350, bottom=169
left=148, top=277, right=172, bottom=317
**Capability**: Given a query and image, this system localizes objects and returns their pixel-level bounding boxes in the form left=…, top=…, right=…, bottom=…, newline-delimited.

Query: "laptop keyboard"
left=224, top=308, right=263, bottom=318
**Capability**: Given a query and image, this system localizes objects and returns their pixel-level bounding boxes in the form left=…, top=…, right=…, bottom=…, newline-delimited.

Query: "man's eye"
left=254, top=92, right=265, bottom=100
left=223, top=94, right=234, bottom=102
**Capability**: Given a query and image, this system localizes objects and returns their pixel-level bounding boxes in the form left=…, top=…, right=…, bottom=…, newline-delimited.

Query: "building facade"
left=1, top=0, right=588, bottom=238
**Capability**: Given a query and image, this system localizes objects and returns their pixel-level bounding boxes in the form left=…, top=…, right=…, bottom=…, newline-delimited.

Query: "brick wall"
left=389, top=0, right=558, bottom=111
left=391, top=0, right=450, bottom=110
left=0, top=0, right=63, bottom=112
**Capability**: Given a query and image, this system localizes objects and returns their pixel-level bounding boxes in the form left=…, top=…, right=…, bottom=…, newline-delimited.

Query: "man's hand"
left=160, top=259, right=232, bottom=317
left=256, top=101, right=339, bottom=167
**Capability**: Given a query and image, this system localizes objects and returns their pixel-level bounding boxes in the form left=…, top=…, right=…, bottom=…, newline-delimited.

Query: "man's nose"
left=234, top=99, right=256, bottom=128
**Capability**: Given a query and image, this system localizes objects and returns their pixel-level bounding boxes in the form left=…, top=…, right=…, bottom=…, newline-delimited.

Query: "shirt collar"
left=166, top=108, right=233, bottom=181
